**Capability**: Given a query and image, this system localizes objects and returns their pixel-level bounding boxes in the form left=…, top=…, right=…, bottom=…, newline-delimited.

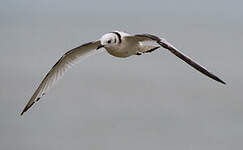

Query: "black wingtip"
left=20, top=110, right=25, bottom=116
left=220, top=80, right=226, bottom=85
left=20, top=107, right=27, bottom=116
left=209, top=73, right=226, bottom=85
left=20, top=100, right=36, bottom=116
left=20, top=106, right=28, bottom=116
left=216, top=78, right=226, bottom=85
left=208, top=72, right=226, bottom=85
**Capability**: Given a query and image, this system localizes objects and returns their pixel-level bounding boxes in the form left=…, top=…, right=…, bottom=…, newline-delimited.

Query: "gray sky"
left=0, top=0, right=243, bottom=150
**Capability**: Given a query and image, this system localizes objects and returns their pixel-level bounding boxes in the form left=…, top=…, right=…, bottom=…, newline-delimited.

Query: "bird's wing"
left=125, top=34, right=225, bottom=84
left=21, top=40, right=102, bottom=115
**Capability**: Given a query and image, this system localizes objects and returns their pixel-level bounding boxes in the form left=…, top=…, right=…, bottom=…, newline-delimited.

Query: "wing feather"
left=21, top=41, right=101, bottom=115
left=126, top=34, right=226, bottom=84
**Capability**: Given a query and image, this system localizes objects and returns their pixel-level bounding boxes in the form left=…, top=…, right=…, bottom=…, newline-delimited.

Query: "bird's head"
left=97, top=32, right=120, bottom=49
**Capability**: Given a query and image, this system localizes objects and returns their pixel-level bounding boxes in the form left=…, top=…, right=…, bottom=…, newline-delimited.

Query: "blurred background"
left=0, top=0, right=242, bottom=149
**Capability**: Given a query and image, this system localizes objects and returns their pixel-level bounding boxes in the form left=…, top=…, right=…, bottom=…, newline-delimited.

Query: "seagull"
left=20, top=31, right=225, bottom=115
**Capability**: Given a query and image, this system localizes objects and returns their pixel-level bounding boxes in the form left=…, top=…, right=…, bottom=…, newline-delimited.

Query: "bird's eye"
left=107, top=40, right=111, bottom=44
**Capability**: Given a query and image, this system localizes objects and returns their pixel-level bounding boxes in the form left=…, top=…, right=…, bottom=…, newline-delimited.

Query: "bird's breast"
left=105, top=47, right=132, bottom=58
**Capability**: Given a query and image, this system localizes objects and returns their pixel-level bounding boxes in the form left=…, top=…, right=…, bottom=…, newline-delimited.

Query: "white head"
left=97, top=32, right=121, bottom=49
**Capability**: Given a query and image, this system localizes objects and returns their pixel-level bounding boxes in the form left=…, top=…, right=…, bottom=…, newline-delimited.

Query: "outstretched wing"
left=125, top=34, right=225, bottom=84
left=21, top=41, right=102, bottom=115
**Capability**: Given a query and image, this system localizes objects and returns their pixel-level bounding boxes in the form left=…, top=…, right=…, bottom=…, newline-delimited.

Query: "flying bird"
left=21, top=31, right=225, bottom=115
